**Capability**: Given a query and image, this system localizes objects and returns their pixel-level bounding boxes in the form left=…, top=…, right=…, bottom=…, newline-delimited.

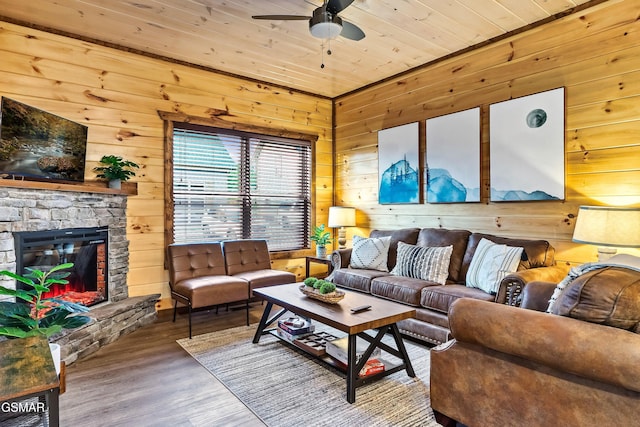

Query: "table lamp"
left=572, top=205, right=640, bottom=262
left=328, top=206, right=356, bottom=250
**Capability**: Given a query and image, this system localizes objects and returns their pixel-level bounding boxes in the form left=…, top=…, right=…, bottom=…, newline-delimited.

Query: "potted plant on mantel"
left=310, top=224, right=332, bottom=258
left=93, top=154, right=140, bottom=190
left=0, top=263, right=91, bottom=375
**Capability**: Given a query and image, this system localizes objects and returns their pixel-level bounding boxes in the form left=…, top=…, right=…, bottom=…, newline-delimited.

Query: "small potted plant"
left=310, top=224, right=332, bottom=258
left=93, top=155, right=139, bottom=189
left=0, top=263, right=91, bottom=374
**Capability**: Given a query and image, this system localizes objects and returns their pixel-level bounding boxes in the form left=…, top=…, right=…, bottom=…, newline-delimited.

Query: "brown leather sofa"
left=430, top=265, right=640, bottom=426
left=329, top=228, right=568, bottom=345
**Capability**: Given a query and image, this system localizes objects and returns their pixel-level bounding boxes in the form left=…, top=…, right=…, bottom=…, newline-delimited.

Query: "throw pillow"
left=349, top=235, right=392, bottom=272
left=550, top=266, right=640, bottom=332
left=466, top=238, right=524, bottom=295
left=390, top=241, right=453, bottom=285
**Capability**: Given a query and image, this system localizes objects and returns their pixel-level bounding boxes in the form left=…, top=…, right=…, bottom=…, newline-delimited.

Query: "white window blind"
left=172, top=124, right=311, bottom=251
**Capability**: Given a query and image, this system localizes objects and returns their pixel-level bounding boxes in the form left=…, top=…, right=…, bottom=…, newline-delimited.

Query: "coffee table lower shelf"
left=255, top=313, right=415, bottom=403
left=267, top=327, right=411, bottom=382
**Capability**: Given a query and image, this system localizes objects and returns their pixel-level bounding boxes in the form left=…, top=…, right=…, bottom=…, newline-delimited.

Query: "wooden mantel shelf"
left=0, top=178, right=138, bottom=196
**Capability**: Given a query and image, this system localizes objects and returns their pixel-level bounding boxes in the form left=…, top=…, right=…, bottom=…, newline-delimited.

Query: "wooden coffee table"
left=252, top=283, right=416, bottom=403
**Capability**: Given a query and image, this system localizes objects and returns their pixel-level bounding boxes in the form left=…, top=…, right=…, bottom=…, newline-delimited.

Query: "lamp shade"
left=572, top=205, right=640, bottom=248
left=328, top=206, right=356, bottom=228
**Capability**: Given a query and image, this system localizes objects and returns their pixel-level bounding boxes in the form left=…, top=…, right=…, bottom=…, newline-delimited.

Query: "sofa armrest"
left=497, top=264, right=569, bottom=306
left=325, top=248, right=352, bottom=282
left=520, top=281, right=557, bottom=311
left=330, top=248, right=352, bottom=270
left=448, top=298, right=640, bottom=393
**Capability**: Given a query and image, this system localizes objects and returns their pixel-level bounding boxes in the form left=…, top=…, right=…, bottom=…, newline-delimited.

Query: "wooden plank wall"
left=0, top=21, right=333, bottom=309
left=334, top=0, right=640, bottom=267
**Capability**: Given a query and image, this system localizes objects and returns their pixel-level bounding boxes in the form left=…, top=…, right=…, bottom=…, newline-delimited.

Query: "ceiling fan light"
left=309, top=9, right=342, bottom=39
left=310, top=21, right=342, bottom=39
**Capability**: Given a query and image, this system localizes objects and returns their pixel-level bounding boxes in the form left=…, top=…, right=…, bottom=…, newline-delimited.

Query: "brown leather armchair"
left=430, top=266, right=640, bottom=426
left=167, top=242, right=250, bottom=338
left=222, top=239, right=296, bottom=294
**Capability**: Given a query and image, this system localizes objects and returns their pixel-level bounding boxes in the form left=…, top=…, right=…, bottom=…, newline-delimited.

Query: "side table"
left=0, top=335, right=60, bottom=427
left=305, top=256, right=333, bottom=278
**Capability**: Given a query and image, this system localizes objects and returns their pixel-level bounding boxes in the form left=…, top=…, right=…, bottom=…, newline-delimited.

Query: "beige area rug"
left=177, top=324, right=438, bottom=427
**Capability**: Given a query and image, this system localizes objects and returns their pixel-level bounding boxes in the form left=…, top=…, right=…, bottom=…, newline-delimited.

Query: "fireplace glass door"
left=14, top=227, right=108, bottom=307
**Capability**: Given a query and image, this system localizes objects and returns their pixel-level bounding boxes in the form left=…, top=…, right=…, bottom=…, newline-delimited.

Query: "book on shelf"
left=277, top=327, right=313, bottom=342
left=277, top=317, right=315, bottom=335
left=359, top=358, right=385, bottom=377
left=330, top=356, right=386, bottom=378
left=325, top=336, right=382, bottom=367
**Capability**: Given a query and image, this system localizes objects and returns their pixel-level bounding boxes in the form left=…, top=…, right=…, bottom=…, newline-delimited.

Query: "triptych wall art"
left=489, top=87, right=565, bottom=201
left=377, top=87, right=565, bottom=205
left=378, top=121, right=420, bottom=204
left=425, top=107, right=480, bottom=203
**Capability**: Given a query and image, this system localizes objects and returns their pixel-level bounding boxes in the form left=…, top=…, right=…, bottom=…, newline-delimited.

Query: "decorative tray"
left=299, top=284, right=345, bottom=304
left=293, top=331, right=340, bottom=356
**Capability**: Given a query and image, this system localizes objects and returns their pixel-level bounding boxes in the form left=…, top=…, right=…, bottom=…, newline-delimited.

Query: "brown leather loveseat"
left=329, top=227, right=568, bottom=345
left=167, top=239, right=295, bottom=337
left=430, top=259, right=640, bottom=426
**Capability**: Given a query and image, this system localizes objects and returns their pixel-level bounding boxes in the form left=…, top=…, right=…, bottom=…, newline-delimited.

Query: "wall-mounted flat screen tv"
left=0, top=97, right=88, bottom=183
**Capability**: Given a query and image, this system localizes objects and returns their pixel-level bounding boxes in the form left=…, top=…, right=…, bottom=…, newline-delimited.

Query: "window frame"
left=160, top=111, right=318, bottom=257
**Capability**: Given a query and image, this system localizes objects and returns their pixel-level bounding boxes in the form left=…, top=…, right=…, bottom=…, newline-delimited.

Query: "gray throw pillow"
left=391, top=241, right=453, bottom=285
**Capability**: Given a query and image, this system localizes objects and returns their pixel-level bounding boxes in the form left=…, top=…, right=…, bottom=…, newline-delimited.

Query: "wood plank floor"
left=60, top=303, right=269, bottom=427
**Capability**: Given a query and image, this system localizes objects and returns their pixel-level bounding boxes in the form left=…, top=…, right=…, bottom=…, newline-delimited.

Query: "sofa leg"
left=245, top=300, right=250, bottom=326
left=433, top=410, right=458, bottom=427
left=188, top=303, right=193, bottom=339
left=172, top=300, right=178, bottom=322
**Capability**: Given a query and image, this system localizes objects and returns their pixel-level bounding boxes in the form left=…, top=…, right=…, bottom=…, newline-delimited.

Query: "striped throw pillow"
left=466, top=238, right=524, bottom=295
left=391, top=241, right=453, bottom=285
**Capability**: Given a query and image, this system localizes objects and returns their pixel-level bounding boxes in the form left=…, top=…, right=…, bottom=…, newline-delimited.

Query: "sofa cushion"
left=460, top=233, right=554, bottom=281
left=333, top=268, right=391, bottom=293
left=349, top=235, right=391, bottom=271
left=421, top=284, right=495, bottom=314
left=416, top=228, right=471, bottom=283
left=466, top=238, right=523, bottom=295
left=391, top=242, right=453, bottom=285
left=551, top=266, right=640, bottom=332
left=369, top=228, right=420, bottom=271
left=371, top=275, right=439, bottom=306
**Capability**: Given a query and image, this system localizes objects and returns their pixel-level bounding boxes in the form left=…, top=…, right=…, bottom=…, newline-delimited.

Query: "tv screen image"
left=0, top=97, right=88, bottom=183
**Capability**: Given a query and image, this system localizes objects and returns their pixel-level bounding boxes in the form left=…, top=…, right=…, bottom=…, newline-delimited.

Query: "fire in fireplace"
left=14, top=227, right=108, bottom=307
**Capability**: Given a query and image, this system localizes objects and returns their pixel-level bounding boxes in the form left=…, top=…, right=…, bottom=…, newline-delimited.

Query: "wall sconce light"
left=328, top=206, right=356, bottom=250
left=572, top=205, right=640, bottom=262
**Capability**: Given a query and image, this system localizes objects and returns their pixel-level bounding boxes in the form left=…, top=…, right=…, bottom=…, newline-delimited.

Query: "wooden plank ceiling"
left=0, top=0, right=594, bottom=98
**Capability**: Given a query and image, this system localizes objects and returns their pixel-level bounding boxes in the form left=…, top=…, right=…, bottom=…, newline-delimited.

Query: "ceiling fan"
left=252, top=0, right=365, bottom=41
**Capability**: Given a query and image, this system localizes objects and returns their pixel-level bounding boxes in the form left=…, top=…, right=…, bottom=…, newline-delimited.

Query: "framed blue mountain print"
left=378, top=122, right=420, bottom=204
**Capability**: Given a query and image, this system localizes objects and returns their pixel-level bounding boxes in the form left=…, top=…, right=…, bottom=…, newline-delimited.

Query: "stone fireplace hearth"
left=0, top=185, right=158, bottom=365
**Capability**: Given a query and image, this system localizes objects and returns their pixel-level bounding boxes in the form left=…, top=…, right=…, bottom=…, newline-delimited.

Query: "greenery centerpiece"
left=300, top=277, right=344, bottom=304
left=310, top=224, right=332, bottom=258
left=303, top=277, right=336, bottom=294
left=93, top=154, right=139, bottom=189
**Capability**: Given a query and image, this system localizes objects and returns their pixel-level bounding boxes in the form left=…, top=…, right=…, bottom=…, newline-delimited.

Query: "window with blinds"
left=172, top=124, right=311, bottom=251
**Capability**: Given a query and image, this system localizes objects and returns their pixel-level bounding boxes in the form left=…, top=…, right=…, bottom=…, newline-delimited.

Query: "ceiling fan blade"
left=340, top=20, right=365, bottom=41
left=326, top=0, right=355, bottom=14
left=252, top=15, right=310, bottom=20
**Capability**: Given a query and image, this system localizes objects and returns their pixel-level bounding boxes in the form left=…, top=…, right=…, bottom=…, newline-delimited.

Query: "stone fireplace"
left=0, top=185, right=158, bottom=365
